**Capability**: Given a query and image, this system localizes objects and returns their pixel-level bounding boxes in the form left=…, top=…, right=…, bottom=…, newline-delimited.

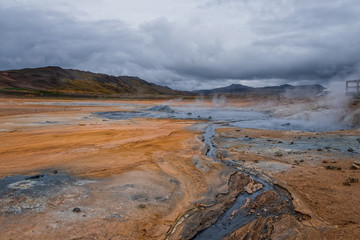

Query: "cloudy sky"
left=1, top=0, right=360, bottom=90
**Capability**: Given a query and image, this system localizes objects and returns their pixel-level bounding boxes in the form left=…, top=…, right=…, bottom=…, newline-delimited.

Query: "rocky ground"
left=214, top=127, right=360, bottom=239
left=0, top=97, right=359, bottom=239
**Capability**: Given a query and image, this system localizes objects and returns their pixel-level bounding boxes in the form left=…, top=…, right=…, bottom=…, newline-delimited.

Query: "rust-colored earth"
left=0, top=97, right=359, bottom=239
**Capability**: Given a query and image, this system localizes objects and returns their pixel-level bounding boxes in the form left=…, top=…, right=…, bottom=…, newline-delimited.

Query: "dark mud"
left=0, top=171, right=81, bottom=215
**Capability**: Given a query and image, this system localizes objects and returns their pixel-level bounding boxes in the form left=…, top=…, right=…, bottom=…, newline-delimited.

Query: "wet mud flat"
left=0, top=172, right=80, bottom=216
left=0, top=169, right=185, bottom=239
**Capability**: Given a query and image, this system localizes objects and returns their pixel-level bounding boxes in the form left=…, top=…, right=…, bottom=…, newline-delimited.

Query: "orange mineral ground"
left=0, top=97, right=359, bottom=239
left=0, top=98, right=232, bottom=239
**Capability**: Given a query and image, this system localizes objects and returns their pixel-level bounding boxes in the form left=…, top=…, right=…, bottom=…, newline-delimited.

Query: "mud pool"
left=96, top=104, right=354, bottom=132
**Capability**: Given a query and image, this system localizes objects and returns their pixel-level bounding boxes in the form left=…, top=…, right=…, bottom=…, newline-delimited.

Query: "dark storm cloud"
left=0, top=7, right=142, bottom=69
left=1, top=1, right=360, bottom=90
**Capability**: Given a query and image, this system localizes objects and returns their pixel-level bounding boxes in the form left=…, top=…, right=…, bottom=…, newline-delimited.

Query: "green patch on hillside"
left=61, top=79, right=129, bottom=94
left=1, top=87, right=62, bottom=96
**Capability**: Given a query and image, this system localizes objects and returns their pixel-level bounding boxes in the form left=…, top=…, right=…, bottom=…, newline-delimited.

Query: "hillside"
left=0, top=66, right=186, bottom=97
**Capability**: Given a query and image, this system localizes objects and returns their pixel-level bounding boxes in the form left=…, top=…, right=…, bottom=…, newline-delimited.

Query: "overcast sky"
left=1, top=0, right=360, bottom=90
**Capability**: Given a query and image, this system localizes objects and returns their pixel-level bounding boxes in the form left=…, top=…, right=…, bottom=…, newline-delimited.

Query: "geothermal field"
left=0, top=96, right=359, bottom=239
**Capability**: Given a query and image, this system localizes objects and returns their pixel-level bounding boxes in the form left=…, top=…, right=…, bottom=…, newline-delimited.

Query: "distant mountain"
left=0, top=66, right=326, bottom=98
left=195, top=84, right=253, bottom=95
left=194, top=83, right=325, bottom=97
left=0, top=66, right=186, bottom=97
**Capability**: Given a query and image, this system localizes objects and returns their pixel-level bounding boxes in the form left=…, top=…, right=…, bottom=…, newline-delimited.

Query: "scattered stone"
left=230, top=209, right=239, bottom=219
left=322, top=160, right=328, bottom=163
left=294, top=160, right=299, bottom=165
left=350, top=164, right=360, bottom=170
left=53, top=170, right=58, bottom=174
left=244, top=181, right=263, bottom=194
left=289, top=141, right=294, bottom=145
left=254, top=160, right=259, bottom=163
left=349, top=177, right=359, bottom=183
left=72, top=207, right=81, bottom=213
left=343, top=180, right=351, bottom=186
left=348, top=148, right=354, bottom=152
left=357, top=138, right=360, bottom=144
left=274, top=151, right=283, bottom=157
left=331, top=160, right=336, bottom=163
left=278, top=141, right=283, bottom=143
left=354, top=161, right=360, bottom=166
left=281, top=122, right=291, bottom=126
left=300, top=160, right=304, bottom=163
left=324, top=165, right=341, bottom=170
left=317, top=148, right=322, bottom=152
left=343, top=177, right=359, bottom=186
left=138, top=204, right=146, bottom=209
left=240, top=198, right=251, bottom=209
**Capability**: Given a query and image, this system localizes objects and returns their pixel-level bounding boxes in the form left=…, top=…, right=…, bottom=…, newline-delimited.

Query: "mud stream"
left=190, top=123, right=294, bottom=239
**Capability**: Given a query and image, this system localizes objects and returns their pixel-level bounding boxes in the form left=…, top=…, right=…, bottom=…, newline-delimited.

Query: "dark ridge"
left=0, top=66, right=188, bottom=97
left=194, top=83, right=325, bottom=97
left=194, top=84, right=253, bottom=95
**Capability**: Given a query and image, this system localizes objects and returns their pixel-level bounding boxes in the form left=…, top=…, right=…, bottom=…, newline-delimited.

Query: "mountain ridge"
left=195, top=83, right=325, bottom=97
left=0, top=66, right=185, bottom=97
left=0, top=66, right=326, bottom=98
